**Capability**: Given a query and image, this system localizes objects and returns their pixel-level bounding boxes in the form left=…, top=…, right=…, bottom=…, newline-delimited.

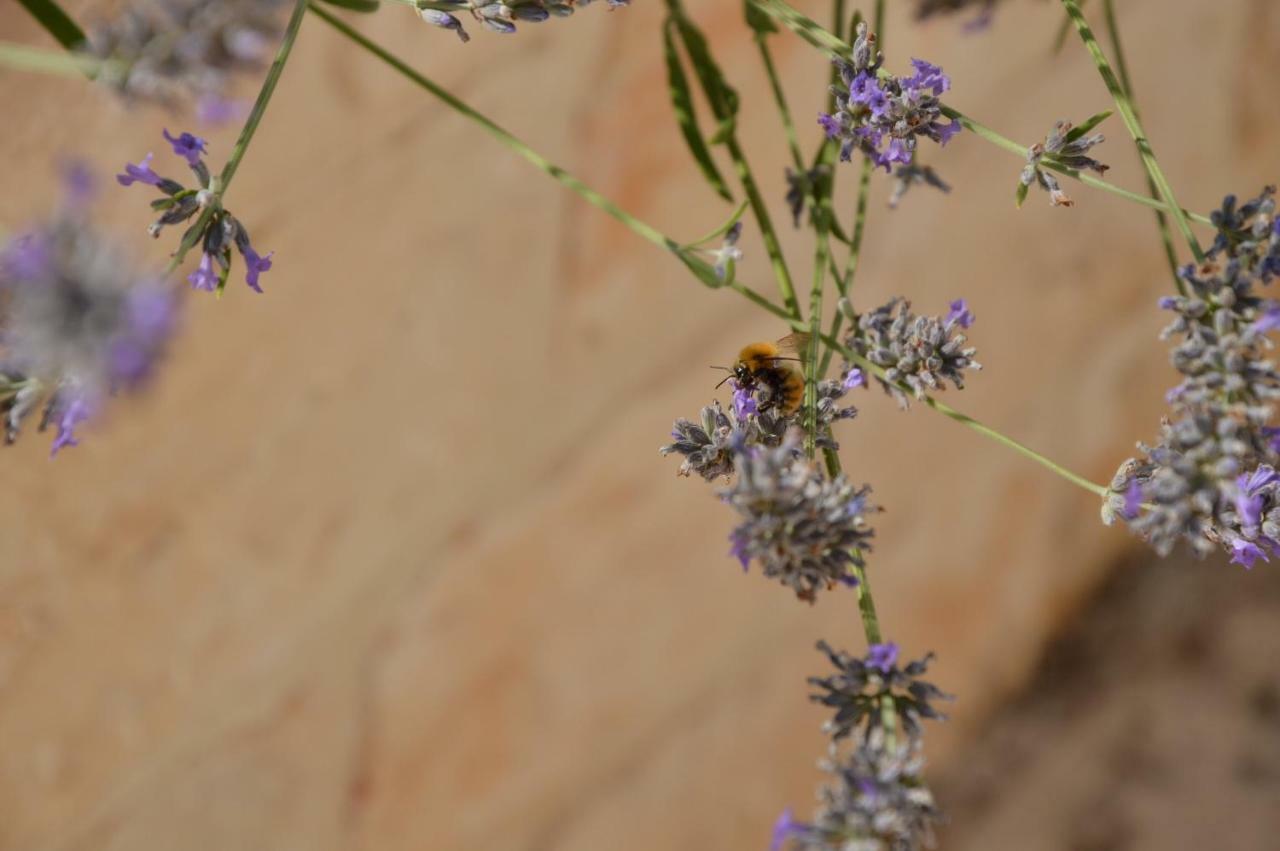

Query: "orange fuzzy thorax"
left=737, top=341, right=783, bottom=372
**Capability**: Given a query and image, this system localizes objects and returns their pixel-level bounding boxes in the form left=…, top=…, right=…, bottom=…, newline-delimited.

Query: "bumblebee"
left=716, top=333, right=811, bottom=415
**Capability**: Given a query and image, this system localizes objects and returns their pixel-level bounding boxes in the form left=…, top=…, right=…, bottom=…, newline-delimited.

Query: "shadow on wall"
left=938, top=552, right=1280, bottom=851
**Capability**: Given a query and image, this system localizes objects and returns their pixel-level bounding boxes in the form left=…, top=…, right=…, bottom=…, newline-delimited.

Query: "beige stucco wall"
left=0, top=0, right=1277, bottom=848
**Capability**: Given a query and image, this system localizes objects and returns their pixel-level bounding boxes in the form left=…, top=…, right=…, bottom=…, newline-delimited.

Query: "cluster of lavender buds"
left=846, top=297, right=979, bottom=408
left=118, top=130, right=274, bottom=293
left=0, top=169, right=178, bottom=456
left=818, top=22, right=961, bottom=172
left=724, top=433, right=875, bottom=601
left=418, top=0, right=628, bottom=42
left=82, top=0, right=288, bottom=116
left=772, top=642, right=948, bottom=850
left=772, top=733, right=940, bottom=851
left=1107, top=187, right=1280, bottom=565
left=1017, top=118, right=1109, bottom=208
left=810, top=641, right=952, bottom=740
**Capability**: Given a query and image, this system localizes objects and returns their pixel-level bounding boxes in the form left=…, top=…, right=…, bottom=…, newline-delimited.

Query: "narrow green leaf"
left=1015, top=181, right=1030, bottom=208
left=316, top=0, right=380, bottom=11
left=1051, top=0, right=1087, bottom=53
left=16, top=0, right=86, bottom=51
left=670, top=7, right=739, bottom=123
left=662, top=17, right=732, bottom=202
left=743, top=0, right=778, bottom=34
left=1063, top=108, right=1112, bottom=143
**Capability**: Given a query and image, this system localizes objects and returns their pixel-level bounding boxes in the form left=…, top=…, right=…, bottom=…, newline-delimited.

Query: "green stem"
left=309, top=3, right=697, bottom=269
left=755, top=37, right=805, bottom=173
left=161, top=0, right=308, bottom=275
left=219, top=0, right=309, bottom=193
left=1059, top=0, right=1203, bottom=261
left=804, top=194, right=831, bottom=459
left=0, top=40, right=102, bottom=76
left=723, top=115, right=801, bottom=321
left=748, top=0, right=1214, bottom=227
left=1100, top=0, right=1186, bottom=295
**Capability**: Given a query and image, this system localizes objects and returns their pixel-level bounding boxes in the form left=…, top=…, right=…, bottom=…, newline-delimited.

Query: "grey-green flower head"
left=809, top=641, right=952, bottom=742
left=771, top=730, right=941, bottom=851
left=724, top=433, right=875, bottom=602
left=1017, top=118, right=1109, bottom=208
left=846, top=297, right=980, bottom=408
left=1114, top=187, right=1280, bottom=562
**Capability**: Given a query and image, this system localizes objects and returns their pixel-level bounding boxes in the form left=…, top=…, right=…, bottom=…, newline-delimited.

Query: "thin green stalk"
left=219, top=0, right=309, bottom=193
left=749, top=0, right=1215, bottom=226
left=162, top=0, right=308, bottom=275
left=755, top=37, right=805, bottom=172
left=817, top=0, right=881, bottom=377
left=1100, top=0, right=1185, bottom=295
left=803, top=196, right=831, bottom=459
left=1059, top=0, right=1204, bottom=261
left=319, top=2, right=1109, bottom=501
left=0, top=40, right=102, bottom=76
left=308, top=3, right=707, bottom=278
left=722, top=115, right=801, bottom=321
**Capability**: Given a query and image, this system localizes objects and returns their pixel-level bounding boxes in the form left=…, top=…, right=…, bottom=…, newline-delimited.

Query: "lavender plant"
left=2, top=0, right=1271, bottom=846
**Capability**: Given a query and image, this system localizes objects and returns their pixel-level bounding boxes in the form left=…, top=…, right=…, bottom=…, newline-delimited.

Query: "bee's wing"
left=776, top=332, right=814, bottom=366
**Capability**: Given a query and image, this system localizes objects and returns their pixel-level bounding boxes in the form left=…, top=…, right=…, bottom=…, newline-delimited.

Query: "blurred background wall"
left=0, top=0, right=1277, bottom=848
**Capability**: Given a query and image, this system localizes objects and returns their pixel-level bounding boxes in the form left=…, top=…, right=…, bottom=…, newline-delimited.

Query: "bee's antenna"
left=714, top=374, right=735, bottom=389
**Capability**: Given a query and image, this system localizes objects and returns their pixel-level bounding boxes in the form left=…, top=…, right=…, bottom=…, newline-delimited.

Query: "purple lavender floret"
left=945, top=298, right=974, bottom=329
left=163, top=129, right=208, bottom=166
left=818, top=22, right=960, bottom=173
left=865, top=642, right=899, bottom=673
left=116, top=153, right=163, bottom=187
